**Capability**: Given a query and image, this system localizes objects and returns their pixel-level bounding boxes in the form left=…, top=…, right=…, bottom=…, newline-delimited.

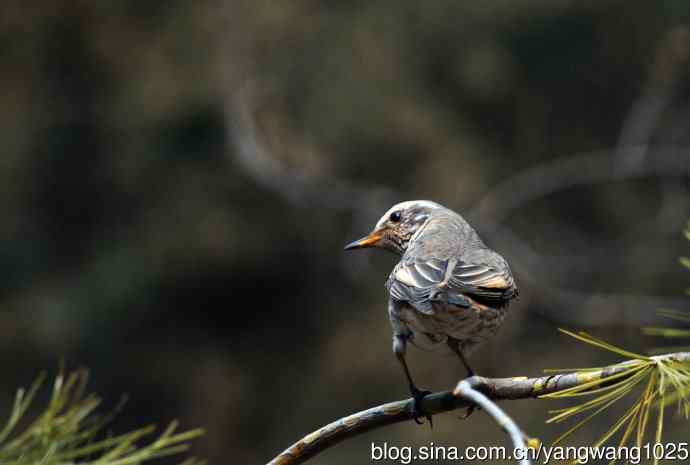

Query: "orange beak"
left=343, top=230, right=384, bottom=251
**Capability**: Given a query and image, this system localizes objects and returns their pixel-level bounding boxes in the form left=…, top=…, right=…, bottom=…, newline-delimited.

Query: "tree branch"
left=266, top=352, right=690, bottom=465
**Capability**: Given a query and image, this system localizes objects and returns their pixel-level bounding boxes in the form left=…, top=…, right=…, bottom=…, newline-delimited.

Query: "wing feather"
left=387, top=257, right=517, bottom=314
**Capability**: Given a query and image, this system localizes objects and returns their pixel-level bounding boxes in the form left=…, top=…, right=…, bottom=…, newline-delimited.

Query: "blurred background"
left=1, top=1, right=689, bottom=464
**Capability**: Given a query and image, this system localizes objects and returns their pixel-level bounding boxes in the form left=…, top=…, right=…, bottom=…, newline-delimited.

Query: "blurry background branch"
left=225, top=91, right=688, bottom=326
left=615, top=26, right=689, bottom=228
left=225, top=89, right=398, bottom=215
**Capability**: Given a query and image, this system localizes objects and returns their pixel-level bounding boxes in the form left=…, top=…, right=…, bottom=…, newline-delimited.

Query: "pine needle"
left=546, top=326, right=690, bottom=458
left=558, top=329, right=651, bottom=361
left=0, top=370, right=204, bottom=465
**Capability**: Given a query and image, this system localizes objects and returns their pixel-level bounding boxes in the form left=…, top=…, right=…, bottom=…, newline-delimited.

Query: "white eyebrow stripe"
left=374, top=200, right=443, bottom=230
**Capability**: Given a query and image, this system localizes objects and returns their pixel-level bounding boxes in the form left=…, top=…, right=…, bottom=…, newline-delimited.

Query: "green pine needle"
left=0, top=369, right=204, bottom=465
left=557, top=329, right=651, bottom=361
left=544, top=329, right=690, bottom=465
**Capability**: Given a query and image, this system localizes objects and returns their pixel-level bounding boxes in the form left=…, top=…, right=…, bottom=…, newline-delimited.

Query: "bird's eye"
left=389, top=211, right=402, bottom=223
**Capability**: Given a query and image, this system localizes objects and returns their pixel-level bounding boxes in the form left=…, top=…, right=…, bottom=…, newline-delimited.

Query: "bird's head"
left=344, top=200, right=442, bottom=255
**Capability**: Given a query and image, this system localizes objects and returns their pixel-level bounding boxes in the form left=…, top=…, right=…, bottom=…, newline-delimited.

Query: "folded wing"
left=386, top=257, right=517, bottom=314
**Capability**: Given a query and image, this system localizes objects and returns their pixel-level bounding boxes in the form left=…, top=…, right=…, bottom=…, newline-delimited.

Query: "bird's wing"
left=447, top=260, right=517, bottom=304
left=386, top=257, right=517, bottom=314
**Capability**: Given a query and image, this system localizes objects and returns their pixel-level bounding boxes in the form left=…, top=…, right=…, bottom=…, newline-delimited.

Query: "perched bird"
left=344, top=200, right=518, bottom=424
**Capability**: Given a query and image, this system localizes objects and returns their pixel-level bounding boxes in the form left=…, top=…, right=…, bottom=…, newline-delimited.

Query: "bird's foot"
left=458, top=405, right=476, bottom=420
left=410, top=386, right=433, bottom=428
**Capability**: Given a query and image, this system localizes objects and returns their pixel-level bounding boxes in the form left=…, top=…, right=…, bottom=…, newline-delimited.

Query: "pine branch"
left=266, top=351, right=690, bottom=465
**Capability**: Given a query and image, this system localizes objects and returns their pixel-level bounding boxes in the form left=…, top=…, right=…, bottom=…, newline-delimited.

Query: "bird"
left=344, top=200, right=518, bottom=425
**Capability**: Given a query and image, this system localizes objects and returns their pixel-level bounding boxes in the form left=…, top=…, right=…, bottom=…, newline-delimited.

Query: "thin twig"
left=266, top=352, right=690, bottom=465
left=454, top=378, right=531, bottom=465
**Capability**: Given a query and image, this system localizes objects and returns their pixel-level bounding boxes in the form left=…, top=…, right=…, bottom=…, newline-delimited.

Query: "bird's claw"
left=410, top=387, right=433, bottom=428
left=458, top=405, right=476, bottom=420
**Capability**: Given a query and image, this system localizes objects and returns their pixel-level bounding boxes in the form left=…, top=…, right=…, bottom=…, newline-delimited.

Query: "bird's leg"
left=448, top=341, right=477, bottom=418
left=447, top=339, right=475, bottom=378
left=393, top=334, right=432, bottom=427
left=456, top=348, right=475, bottom=378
